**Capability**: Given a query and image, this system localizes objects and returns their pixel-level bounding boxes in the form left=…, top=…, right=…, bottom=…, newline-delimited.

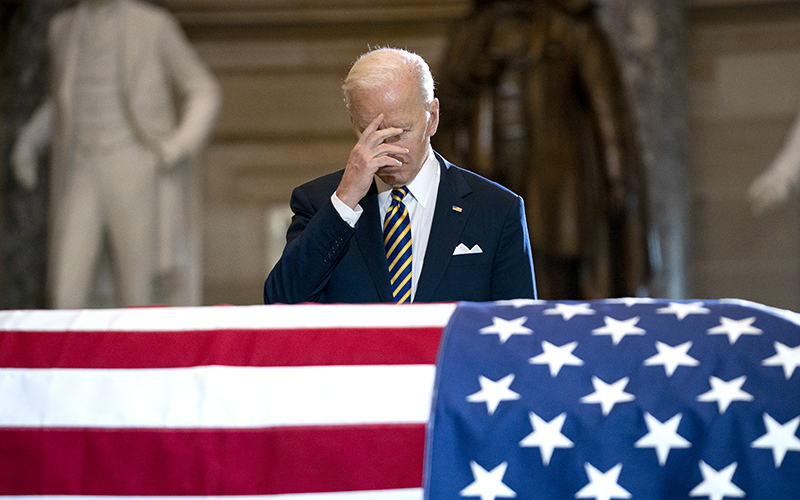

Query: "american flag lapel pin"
left=452, top=205, right=462, bottom=213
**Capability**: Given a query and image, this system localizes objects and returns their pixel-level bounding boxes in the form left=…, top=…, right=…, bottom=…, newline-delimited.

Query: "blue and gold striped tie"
left=384, top=187, right=412, bottom=304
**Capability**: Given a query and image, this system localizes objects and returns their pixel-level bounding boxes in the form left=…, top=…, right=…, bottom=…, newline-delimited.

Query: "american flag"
left=424, top=299, right=800, bottom=500
left=0, top=302, right=455, bottom=500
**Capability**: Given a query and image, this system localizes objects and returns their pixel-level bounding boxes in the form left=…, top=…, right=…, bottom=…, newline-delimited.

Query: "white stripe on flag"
left=0, top=365, right=434, bottom=428
left=0, top=303, right=456, bottom=331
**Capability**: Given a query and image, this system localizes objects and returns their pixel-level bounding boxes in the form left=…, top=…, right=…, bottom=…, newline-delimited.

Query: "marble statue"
left=12, top=0, right=220, bottom=308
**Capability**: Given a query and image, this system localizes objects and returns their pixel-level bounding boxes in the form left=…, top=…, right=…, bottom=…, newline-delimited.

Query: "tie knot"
left=392, top=186, right=410, bottom=203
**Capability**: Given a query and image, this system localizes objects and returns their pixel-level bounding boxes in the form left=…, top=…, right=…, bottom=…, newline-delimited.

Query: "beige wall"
left=687, top=0, right=800, bottom=310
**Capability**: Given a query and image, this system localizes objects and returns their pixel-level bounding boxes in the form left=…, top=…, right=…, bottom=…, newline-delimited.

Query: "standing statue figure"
left=11, top=0, right=221, bottom=308
left=435, top=0, right=650, bottom=299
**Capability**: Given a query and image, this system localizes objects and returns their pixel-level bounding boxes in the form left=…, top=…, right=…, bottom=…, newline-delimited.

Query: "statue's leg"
left=50, top=158, right=104, bottom=309
left=101, top=143, right=158, bottom=306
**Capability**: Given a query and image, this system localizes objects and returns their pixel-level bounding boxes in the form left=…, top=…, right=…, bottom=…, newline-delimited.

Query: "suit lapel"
left=414, top=154, right=472, bottom=302
left=354, top=185, right=395, bottom=302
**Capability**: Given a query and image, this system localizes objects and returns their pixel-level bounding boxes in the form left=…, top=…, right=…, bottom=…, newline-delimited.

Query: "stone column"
left=597, top=0, right=691, bottom=299
left=1, top=0, right=72, bottom=309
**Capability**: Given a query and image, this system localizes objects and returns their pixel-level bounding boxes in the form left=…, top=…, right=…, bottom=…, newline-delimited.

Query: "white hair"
left=342, top=47, right=435, bottom=111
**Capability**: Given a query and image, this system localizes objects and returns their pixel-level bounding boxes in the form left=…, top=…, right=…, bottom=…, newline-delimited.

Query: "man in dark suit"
left=263, top=47, right=536, bottom=304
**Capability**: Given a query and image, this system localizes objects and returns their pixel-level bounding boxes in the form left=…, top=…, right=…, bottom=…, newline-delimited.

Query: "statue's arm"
left=576, top=21, right=637, bottom=211
left=157, top=15, right=222, bottom=167
left=748, top=111, right=800, bottom=214
left=11, top=99, right=55, bottom=190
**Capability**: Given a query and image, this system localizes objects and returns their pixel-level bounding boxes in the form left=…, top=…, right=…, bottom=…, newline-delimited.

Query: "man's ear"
left=427, top=98, right=440, bottom=137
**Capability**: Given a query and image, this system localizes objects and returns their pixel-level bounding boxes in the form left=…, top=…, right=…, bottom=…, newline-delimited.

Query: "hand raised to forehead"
left=336, top=113, right=409, bottom=209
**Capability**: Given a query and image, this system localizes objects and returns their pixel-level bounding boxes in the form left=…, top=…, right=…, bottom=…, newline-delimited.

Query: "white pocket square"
left=453, top=243, right=483, bottom=255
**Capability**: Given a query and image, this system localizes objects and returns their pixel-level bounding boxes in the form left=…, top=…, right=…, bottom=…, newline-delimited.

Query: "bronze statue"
left=435, top=0, right=650, bottom=299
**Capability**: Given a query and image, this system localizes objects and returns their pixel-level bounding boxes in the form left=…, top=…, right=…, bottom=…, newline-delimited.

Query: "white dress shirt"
left=331, top=145, right=440, bottom=302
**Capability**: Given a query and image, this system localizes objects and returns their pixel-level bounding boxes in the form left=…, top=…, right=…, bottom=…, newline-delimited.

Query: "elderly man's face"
left=350, top=77, right=439, bottom=188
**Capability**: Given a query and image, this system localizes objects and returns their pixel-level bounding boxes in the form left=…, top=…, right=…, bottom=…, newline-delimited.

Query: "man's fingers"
left=358, top=114, right=404, bottom=146
left=374, top=143, right=408, bottom=158
left=358, top=113, right=384, bottom=142
left=372, top=125, right=404, bottom=143
left=372, top=153, right=403, bottom=168
left=353, top=116, right=407, bottom=164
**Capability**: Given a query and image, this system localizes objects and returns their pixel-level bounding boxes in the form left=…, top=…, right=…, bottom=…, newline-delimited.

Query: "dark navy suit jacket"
left=263, top=152, right=536, bottom=304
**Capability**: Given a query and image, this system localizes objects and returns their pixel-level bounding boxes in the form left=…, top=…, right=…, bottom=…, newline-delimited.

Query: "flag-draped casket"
left=0, top=303, right=454, bottom=499
left=1, top=299, right=799, bottom=499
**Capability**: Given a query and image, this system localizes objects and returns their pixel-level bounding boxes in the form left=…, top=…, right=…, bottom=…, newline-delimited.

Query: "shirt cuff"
left=331, top=192, right=363, bottom=228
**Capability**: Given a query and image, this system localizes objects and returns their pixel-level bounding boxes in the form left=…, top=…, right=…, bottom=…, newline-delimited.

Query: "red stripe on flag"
left=0, top=424, right=425, bottom=495
left=0, top=327, right=443, bottom=368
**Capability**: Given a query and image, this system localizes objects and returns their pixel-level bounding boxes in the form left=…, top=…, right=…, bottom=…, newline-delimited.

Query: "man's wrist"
left=331, top=192, right=363, bottom=228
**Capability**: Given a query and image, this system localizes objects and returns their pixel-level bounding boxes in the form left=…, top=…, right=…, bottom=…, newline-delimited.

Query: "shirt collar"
left=376, top=145, right=438, bottom=209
